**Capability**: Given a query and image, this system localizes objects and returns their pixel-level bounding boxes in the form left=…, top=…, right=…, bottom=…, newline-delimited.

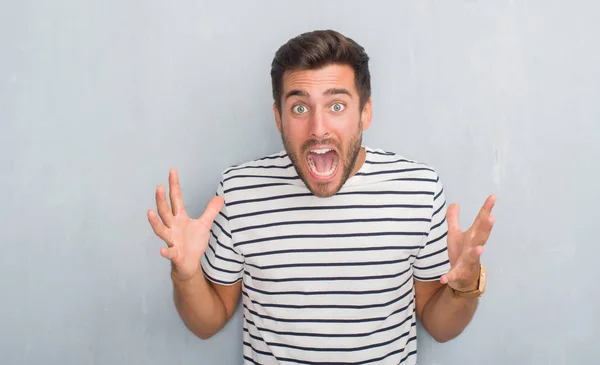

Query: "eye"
left=292, top=105, right=309, bottom=114
left=331, top=103, right=345, bottom=112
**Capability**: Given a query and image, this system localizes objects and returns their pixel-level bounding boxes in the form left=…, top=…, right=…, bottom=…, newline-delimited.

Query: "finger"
left=197, top=196, right=225, bottom=230
left=169, top=168, right=185, bottom=216
left=471, top=194, right=496, bottom=232
left=148, top=209, right=172, bottom=244
left=473, top=215, right=495, bottom=246
left=155, top=184, right=173, bottom=228
left=160, top=246, right=179, bottom=261
left=446, top=203, right=461, bottom=234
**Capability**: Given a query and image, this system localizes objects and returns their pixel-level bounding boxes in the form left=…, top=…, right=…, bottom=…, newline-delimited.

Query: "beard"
left=281, top=120, right=363, bottom=198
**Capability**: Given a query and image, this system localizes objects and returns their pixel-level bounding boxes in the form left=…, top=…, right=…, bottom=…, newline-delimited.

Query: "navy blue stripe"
left=244, top=283, right=405, bottom=297
left=230, top=204, right=432, bottom=220
left=242, top=273, right=412, bottom=309
left=399, top=349, right=418, bottom=364
left=426, top=230, right=448, bottom=246
left=413, top=259, right=450, bottom=271
left=413, top=273, right=444, bottom=281
left=244, top=245, right=421, bottom=258
left=367, top=150, right=395, bottom=156
left=434, top=187, right=444, bottom=201
left=243, top=328, right=419, bottom=364
left=243, top=260, right=416, bottom=282
left=245, top=255, right=414, bottom=271
left=244, top=323, right=414, bottom=353
left=356, top=167, right=434, bottom=177
left=206, top=239, right=243, bottom=265
left=297, top=336, right=415, bottom=365
left=204, top=253, right=243, bottom=274
left=201, top=266, right=241, bottom=285
left=243, top=342, right=277, bottom=362
left=228, top=190, right=434, bottom=207
left=243, top=299, right=414, bottom=338
left=228, top=192, right=311, bottom=206
left=416, top=246, right=448, bottom=260
left=211, top=220, right=231, bottom=239
left=430, top=216, right=446, bottom=231
left=209, top=230, right=238, bottom=256
left=390, top=177, right=437, bottom=183
left=235, top=231, right=426, bottom=248
left=232, top=217, right=430, bottom=234
left=218, top=211, right=229, bottom=221
left=222, top=153, right=287, bottom=173
left=242, top=355, right=261, bottom=365
left=227, top=163, right=293, bottom=172
left=243, top=269, right=412, bottom=297
left=257, top=153, right=288, bottom=161
left=224, top=174, right=300, bottom=183
left=365, top=158, right=413, bottom=164
left=432, top=200, right=446, bottom=217
left=243, top=296, right=414, bottom=323
left=224, top=182, right=289, bottom=194
left=338, top=190, right=434, bottom=196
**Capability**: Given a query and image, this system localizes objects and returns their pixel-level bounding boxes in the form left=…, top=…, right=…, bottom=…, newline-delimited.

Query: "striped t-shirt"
left=201, top=146, right=451, bottom=365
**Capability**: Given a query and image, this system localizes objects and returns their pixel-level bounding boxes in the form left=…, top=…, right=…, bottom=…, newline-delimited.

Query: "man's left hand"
left=440, top=195, right=497, bottom=292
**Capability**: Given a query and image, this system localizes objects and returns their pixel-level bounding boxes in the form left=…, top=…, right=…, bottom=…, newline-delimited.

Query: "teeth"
left=307, top=154, right=338, bottom=177
left=310, top=148, right=332, bottom=154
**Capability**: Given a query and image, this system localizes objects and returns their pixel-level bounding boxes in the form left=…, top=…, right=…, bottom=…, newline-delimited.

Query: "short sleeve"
left=413, top=174, right=451, bottom=281
left=200, top=179, right=244, bottom=285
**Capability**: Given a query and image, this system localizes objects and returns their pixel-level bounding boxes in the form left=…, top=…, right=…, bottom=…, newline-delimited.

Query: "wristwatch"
left=449, top=264, right=487, bottom=299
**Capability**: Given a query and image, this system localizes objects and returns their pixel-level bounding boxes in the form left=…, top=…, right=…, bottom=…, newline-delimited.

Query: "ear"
left=360, top=97, right=373, bottom=131
left=273, top=103, right=282, bottom=133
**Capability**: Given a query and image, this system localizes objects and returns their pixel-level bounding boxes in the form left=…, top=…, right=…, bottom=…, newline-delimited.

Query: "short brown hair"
left=270, top=29, right=371, bottom=113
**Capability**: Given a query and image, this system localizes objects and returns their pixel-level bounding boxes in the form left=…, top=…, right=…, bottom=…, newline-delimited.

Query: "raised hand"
left=148, top=168, right=224, bottom=281
left=440, top=195, right=496, bottom=292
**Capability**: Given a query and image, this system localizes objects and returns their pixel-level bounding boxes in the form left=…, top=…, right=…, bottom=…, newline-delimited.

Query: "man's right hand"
left=148, top=168, right=224, bottom=282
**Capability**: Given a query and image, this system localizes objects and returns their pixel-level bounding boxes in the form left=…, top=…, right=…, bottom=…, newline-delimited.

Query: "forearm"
left=171, top=269, right=228, bottom=340
left=420, top=284, right=479, bottom=343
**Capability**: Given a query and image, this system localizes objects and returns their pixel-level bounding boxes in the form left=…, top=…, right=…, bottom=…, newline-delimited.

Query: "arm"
left=414, top=276, right=479, bottom=343
left=415, top=194, right=495, bottom=343
left=172, top=270, right=242, bottom=339
left=148, top=169, right=244, bottom=340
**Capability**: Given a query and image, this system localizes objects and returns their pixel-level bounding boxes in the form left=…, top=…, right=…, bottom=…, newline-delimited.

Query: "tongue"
left=311, top=151, right=336, bottom=173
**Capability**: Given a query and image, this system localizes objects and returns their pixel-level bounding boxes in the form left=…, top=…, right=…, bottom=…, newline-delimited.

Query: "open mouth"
left=306, top=148, right=339, bottom=180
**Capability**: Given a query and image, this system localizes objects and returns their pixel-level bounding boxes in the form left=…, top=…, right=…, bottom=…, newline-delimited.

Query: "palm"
left=148, top=169, right=224, bottom=281
left=167, top=211, right=209, bottom=275
left=441, top=195, right=496, bottom=291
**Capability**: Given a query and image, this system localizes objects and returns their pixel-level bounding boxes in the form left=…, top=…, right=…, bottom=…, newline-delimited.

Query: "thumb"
left=198, top=195, right=225, bottom=229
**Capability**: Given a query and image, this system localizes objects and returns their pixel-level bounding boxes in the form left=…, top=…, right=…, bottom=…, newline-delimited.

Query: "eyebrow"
left=284, top=88, right=353, bottom=100
left=324, top=88, right=352, bottom=98
left=285, top=89, right=309, bottom=99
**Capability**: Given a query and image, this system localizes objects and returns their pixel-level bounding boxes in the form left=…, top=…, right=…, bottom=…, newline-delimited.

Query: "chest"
left=228, top=189, right=434, bottom=287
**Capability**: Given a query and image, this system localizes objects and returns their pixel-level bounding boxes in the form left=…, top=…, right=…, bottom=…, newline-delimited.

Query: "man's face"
left=274, top=64, right=372, bottom=198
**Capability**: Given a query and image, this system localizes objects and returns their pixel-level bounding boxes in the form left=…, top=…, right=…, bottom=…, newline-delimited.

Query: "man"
left=148, top=29, right=496, bottom=364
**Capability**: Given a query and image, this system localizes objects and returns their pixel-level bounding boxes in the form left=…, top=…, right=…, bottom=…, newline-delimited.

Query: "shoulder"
left=363, top=146, right=441, bottom=183
left=217, top=150, right=300, bottom=195
left=221, top=150, right=290, bottom=177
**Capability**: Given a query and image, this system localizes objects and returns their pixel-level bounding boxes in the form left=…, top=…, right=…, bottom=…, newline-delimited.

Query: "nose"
left=309, top=108, right=329, bottom=139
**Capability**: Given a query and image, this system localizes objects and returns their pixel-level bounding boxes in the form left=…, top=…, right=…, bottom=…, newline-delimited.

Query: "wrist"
left=171, top=266, right=203, bottom=286
left=462, top=266, right=481, bottom=292
left=449, top=264, right=486, bottom=299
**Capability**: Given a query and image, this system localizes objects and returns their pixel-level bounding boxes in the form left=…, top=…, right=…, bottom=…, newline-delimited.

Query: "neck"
left=348, top=146, right=366, bottom=178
